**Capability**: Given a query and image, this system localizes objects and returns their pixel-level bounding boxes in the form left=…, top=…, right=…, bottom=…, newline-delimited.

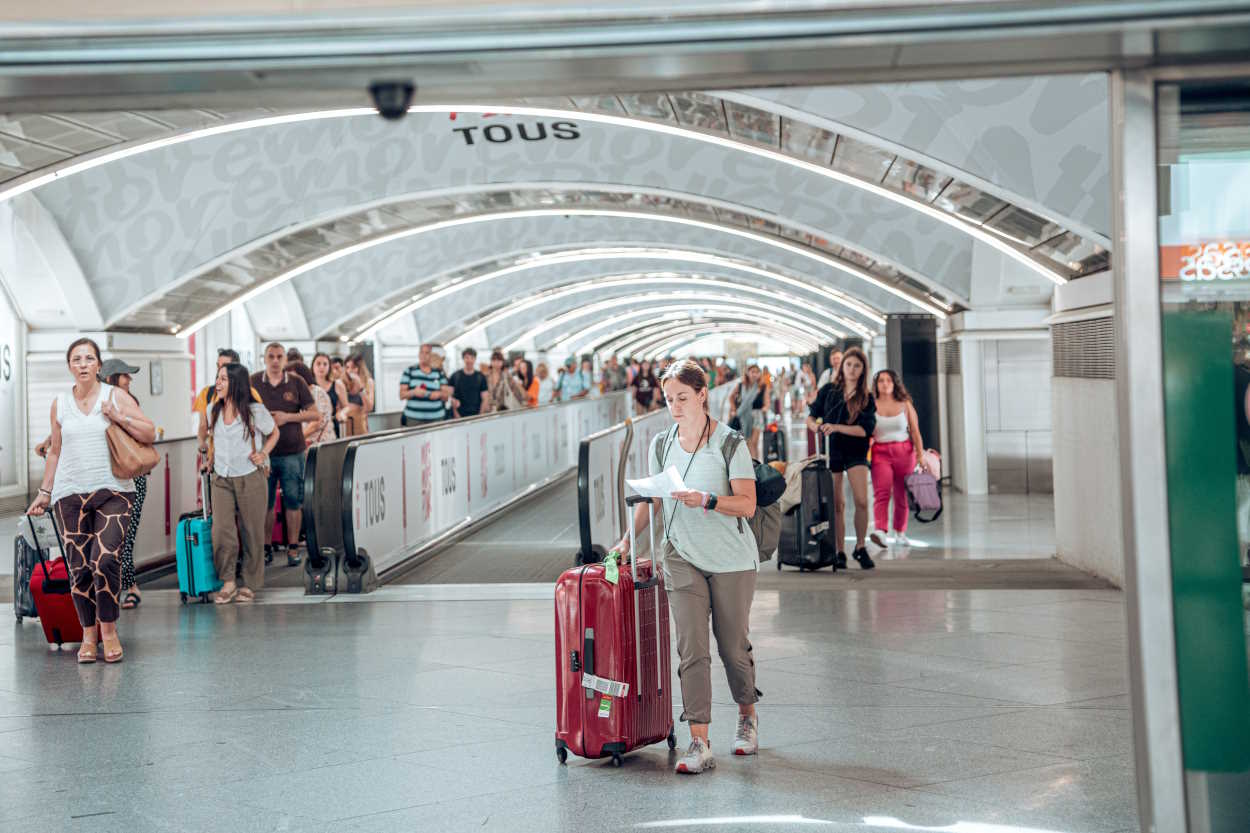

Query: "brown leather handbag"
left=105, top=392, right=160, bottom=479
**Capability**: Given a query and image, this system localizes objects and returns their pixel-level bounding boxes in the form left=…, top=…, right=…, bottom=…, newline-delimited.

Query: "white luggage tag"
left=582, top=673, right=630, bottom=699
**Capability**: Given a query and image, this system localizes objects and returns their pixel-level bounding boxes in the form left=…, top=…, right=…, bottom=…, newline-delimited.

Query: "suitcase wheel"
left=610, top=752, right=624, bottom=768
left=179, top=592, right=188, bottom=604
left=15, top=612, right=22, bottom=623
left=667, top=732, right=677, bottom=750
left=776, top=559, right=782, bottom=571
left=556, top=746, right=567, bottom=765
left=200, top=593, right=213, bottom=604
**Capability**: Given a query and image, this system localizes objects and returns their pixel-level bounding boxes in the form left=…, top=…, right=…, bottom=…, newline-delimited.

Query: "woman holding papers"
left=615, top=359, right=761, bottom=776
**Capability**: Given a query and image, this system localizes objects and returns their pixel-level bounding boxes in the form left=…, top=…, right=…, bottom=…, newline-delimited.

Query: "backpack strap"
left=720, top=430, right=747, bottom=533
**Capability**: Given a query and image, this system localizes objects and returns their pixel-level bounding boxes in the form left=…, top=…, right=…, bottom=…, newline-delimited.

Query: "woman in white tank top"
left=869, top=370, right=925, bottom=550
left=27, top=338, right=156, bottom=664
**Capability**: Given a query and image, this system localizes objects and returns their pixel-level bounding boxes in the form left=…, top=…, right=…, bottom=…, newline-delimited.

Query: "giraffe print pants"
left=54, top=489, right=135, bottom=627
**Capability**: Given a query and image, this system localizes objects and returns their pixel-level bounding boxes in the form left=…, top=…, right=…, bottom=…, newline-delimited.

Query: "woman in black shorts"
left=806, top=346, right=876, bottom=570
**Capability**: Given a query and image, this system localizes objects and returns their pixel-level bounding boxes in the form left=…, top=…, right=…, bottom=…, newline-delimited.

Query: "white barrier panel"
left=131, top=436, right=202, bottom=571
left=708, top=383, right=734, bottom=423
left=344, top=393, right=629, bottom=574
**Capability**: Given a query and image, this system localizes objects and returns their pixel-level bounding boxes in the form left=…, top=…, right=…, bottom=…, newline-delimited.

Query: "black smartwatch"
left=706, top=493, right=719, bottom=512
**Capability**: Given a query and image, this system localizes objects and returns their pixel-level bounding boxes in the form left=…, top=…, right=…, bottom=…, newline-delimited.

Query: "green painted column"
left=1162, top=310, right=1250, bottom=772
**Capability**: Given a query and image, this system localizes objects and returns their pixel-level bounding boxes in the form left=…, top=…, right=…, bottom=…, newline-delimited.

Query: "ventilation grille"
left=1053, top=317, right=1115, bottom=379
left=941, top=340, right=961, bottom=375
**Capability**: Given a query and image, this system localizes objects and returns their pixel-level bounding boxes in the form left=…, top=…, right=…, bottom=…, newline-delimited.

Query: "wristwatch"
left=706, top=493, right=719, bottom=511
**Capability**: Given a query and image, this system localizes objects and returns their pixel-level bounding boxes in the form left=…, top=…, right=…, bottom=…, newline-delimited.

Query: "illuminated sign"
left=1161, top=242, right=1250, bottom=282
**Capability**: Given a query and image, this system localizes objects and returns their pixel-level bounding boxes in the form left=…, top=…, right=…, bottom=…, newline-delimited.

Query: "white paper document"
left=625, top=465, right=688, bottom=499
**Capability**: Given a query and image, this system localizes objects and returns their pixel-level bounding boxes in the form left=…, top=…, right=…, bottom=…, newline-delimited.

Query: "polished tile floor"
left=2, top=580, right=1138, bottom=833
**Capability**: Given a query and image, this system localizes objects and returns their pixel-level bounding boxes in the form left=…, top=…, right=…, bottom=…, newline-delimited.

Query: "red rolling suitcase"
left=555, top=495, right=675, bottom=767
left=25, top=513, right=84, bottom=648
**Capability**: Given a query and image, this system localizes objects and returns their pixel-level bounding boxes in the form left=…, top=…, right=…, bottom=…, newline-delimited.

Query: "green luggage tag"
left=603, top=550, right=620, bottom=585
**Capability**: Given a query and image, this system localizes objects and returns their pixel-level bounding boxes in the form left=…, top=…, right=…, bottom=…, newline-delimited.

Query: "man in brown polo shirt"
left=250, top=342, right=319, bottom=566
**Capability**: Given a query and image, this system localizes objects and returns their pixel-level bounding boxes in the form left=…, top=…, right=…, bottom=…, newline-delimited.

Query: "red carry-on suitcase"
left=555, top=495, right=675, bottom=767
left=25, top=513, right=84, bottom=648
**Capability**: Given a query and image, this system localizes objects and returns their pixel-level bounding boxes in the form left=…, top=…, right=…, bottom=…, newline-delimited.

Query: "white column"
left=958, top=337, right=989, bottom=496
left=869, top=335, right=888, bottom=376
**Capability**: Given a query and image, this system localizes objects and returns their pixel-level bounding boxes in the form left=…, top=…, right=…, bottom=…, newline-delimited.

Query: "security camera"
left=369, top=81, right=415, bottom=120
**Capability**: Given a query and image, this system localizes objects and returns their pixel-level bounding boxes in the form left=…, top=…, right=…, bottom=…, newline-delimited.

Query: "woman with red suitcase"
left=26, top=338, right=155, bottom=664
left=616, top=359, right=762, bottom=774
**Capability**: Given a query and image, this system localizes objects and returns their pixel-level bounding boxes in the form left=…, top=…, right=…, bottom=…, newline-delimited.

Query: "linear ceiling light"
left=507, top=295, right=840, bottom=353
left=0, top=105, right=1065, bottom=290
left=460, top=277, right=870, bottom=345
left=539, top=303, right=834, bottom=358
left=179, top=210, right=917, bottom=339
left=643, top=330, right=820, bottom=361
left=444, top=272, right=874, bottom=343
left=617, top=324, right=822, bottom=360
left=641, top=327, right=822, bottom=361
left=356, top=243, right=886, bottom=339
left=630, top=322, right=822, bottom=358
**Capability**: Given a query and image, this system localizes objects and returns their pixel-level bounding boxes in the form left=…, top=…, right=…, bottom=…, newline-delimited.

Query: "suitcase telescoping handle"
left=623, top=493, right=663, bottom=699
left=26, top=511, right=70, bottom=594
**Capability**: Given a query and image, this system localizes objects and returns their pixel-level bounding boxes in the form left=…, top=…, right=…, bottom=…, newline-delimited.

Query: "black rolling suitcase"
left=776, top=434, right=837, bottom=571
left=764, top=426, right=787, bottom=463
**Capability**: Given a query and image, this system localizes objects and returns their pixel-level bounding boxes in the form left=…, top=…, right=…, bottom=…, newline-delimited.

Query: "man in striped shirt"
left=400, top=343, right=453, bottom=426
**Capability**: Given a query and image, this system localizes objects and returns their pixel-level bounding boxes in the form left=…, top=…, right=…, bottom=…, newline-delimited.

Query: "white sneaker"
left=675, top=737, right=715, bottom=774
left=894, top=531, right=911, bottom=548
left=869, top=529, right=890, bottom=549
left=732, top=714, right=759, bottom=756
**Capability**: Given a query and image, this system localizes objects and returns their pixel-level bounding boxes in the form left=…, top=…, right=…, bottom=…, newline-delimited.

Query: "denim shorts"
left=267, top=452, right=305, bottom=509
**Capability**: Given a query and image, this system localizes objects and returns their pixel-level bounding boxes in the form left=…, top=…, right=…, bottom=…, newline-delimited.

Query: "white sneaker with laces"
left=894, top=531, right=911, bottom=548
left=732, top=714, right=759, bottom=756
left=869, top=530, right=890, bottom=550
left=675, top=737, right=715, bottom=774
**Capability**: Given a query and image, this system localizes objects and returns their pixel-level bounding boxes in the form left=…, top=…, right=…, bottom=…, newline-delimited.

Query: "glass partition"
left=1156, top=78, right=1250, bottom=832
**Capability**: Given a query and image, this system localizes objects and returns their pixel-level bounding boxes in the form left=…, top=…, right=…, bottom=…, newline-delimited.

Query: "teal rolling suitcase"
left=176, top=473, right=221, bottom=603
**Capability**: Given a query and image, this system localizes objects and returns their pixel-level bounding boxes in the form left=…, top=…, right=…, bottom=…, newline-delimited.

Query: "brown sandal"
left=77, top=642, right=98, bottom=664
left=101, top=633, right=123, bottom=664
left=236, top=588, right=255, bottom=604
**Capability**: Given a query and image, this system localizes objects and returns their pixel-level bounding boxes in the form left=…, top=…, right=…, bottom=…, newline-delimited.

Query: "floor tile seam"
left=747, top=667, right=1012, bottom=687
left=898, top=755, right=1097, bottom=790
left=781, top=723, right=1077, bottom=763
left=860, top=680, right=1043, bottom=707
left=309, top=766, right=591, bottom=822
left=756, top=756, right=909, bottom=791
left=879, top=730, right=1094, bottom=764
left=874, top=706, right=1039, bottom=734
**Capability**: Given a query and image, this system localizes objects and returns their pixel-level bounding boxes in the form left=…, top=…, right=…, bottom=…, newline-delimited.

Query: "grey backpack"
left=655, top=427, right=782, bottom=562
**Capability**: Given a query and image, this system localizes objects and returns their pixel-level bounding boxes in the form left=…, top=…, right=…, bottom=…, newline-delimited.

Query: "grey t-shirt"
left=650, top=421, right=759, bottom=573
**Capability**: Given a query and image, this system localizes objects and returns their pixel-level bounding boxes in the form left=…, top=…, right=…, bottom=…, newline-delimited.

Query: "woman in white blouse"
left=205, top=362, right=279, bottom=604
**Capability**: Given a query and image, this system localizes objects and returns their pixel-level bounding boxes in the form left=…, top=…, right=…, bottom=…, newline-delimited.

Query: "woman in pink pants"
left=869, top=370, right=925, bottom=550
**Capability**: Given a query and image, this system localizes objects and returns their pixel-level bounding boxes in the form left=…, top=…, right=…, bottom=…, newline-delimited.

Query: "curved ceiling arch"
left=583, top=318, right=823, bottom=360
left=568, top=312, right=825, bottom=360
left=720, top=77, right=1113, bottom=244
left=630, top=325, right=821, bottom=360
left=642, top=328, right=815, bottom=361
left=303, top=215, right=932, bottom=342
left=508, top=296, right=842, bottom=354
left=599, top=319, right=807, bottom=358
left=718, top=88, right=1113, bottom=248
left=376, top=252, right=885, bottom=345
left=268, top=226, right=915, bottom=344
left=436, top=272, right=876, bottom=347
left=134, top=181, right=958, bottom=336
left=517, top=302, right=832, bottom=358
left=15, top=104, right=1090, bottom=334
left=481, top=289, right=846, bottom=353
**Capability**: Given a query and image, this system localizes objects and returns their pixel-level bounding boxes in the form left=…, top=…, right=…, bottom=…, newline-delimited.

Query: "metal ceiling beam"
left=1, top=3, right=1249, bottom=107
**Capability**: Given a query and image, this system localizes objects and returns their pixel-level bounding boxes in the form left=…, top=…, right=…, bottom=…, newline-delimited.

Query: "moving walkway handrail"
left=335, top=393, right=630, bottom=576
